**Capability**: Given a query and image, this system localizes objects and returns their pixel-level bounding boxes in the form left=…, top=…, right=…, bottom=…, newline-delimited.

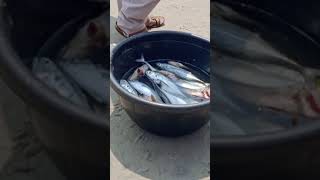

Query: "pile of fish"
left=32, top=11, right=109, bottom=114
left=120, top=55, right=210, bottom=105
left=211, top=2, right=320, bottom=135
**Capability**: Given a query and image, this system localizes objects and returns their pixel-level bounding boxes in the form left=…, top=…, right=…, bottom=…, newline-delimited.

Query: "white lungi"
left=117, top=0, right=160, bottom=35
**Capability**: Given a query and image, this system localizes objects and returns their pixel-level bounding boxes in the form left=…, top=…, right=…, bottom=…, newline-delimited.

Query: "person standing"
left=116, top=0, right=165, bottom=37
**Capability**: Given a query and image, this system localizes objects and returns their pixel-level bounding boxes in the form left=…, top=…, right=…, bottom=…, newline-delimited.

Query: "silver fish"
left=156, top=85, right=189, bottom=104
left=156, top=63, right=205, bottom=84
left=152, top=80, right=198, bottom=104
left=176, top=80, right=209, bottom=91
left=214, top=54, right=320, bottom=119
left=145, top=70, right=187, bottom=98
left=59, top=60, right=109, bottom=104
left=136, top=54, right=157, bottom=71
left=212, top=18, right=306, bottom=75
left=214, top=54, right=305, bottom=88
left=180, top=87, right=210, bottom=101
left=168, top=61, right=191, bottom=70
left=159, top=70, right=210, bottom=100
left=128, top=80, right=162, bottom=103
left=128, top=64, right=149, bottom=81
left=32, top=57, right=90, bottom=108
left=120, top=80, right=138, bottom=96
left=159, top=70, right=208, bottom=90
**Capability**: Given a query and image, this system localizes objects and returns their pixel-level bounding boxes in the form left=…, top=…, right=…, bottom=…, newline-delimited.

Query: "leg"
left=117, top=0, right=122, bottom=12
left=117, top=0, right=160, bottom=35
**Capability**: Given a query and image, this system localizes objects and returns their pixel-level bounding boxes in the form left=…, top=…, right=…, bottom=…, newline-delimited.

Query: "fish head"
left=138, top=64, right=149, bottom=75
left=120, top=79, right=126, bottom=85
left=129, top=64, right=149, bottom=80
left=146, top=71, right=161, bottom=84
left=120, top=80, right=138, bottom=95
left=120, top=80, right=128, bottom=87
left=128, top=81, right=145, bottom=94
left=156, top=63, right=165, bottom=68
left=146, top=70, right=157, bottom=79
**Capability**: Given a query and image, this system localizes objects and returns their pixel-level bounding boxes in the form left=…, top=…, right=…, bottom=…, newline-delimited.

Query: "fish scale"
left=120, top=80, right=138, bottom=96
left=156, top=63, right=206, bottom=84
left=128, top=80, right=163, bottom=103
left=146, top=71, right=187, bottom=98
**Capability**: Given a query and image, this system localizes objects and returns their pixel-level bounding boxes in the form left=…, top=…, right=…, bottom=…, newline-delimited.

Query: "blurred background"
left=0, top=0, right=107, bottom=179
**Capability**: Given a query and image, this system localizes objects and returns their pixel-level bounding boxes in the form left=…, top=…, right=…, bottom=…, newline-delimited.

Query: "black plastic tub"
left=212, top=0, right=320, bottom=179
left=111, top=31, right=210, bottom=136
left=0, top=11, right=108, bottom=180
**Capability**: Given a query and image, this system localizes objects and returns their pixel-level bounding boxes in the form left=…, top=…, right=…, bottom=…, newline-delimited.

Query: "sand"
left=110, top=0, right=210, bottom=179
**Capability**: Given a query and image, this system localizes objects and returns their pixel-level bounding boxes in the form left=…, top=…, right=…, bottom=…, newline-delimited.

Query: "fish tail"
left=136, top=54, right=145, bottom=62
left=135, top=54, right=157, bottom=71
left=136, top=59, right=144, bottom=63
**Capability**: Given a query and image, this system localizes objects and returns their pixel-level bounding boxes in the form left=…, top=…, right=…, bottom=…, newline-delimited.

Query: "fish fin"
left=136, top=54, right=145, bottom=62
left=136, top=59, right=144, bottom=63
left=136, top=54, right=157, bottom=71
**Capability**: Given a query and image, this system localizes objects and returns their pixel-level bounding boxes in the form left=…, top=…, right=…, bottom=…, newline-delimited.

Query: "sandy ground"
left=110, top=0, right=210, bottom=180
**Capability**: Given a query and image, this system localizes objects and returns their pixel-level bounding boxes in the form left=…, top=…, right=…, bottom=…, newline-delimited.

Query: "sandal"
left=115, top=21, right=148, bottom=38
left=146, top=16, right=165, bottom=30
